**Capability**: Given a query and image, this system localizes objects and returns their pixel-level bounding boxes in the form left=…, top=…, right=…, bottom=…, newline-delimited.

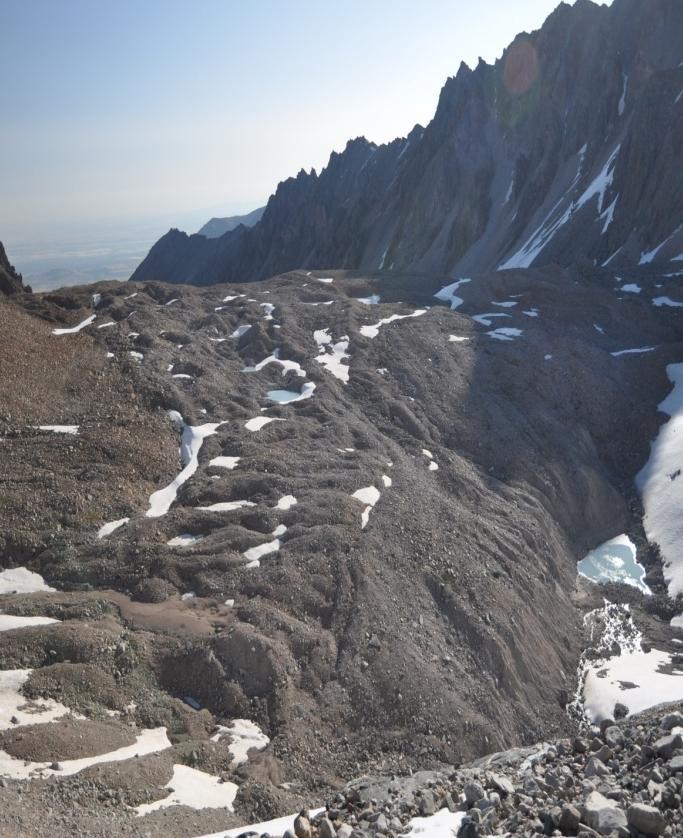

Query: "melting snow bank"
left=146, top=412, right=223, bottom=518
left=637, top=363, right=683, bottom=596
left=51, top=315, right=96, bottom=335
left=242, top=349, right=306, bottom=377
left=403, top=810, right=465, bottom=838
left=245, top=416, right=285, bottom=432
left=0, top=615, right=58, bottom=632
left=193, top=809, right=326, bottom=838
left=577, top=534, right=651, bottom=594
left=610, top=346, right=656, bottom=357
left=97, top=517, right=129, bottom=539
left=0, top=568, right=54, bottom=594
left=210, top=718, right=270, bottom=765
left=35, top=425, right=79, bottom=435
left=136, top=764, right=238, bottom=816
left=434, top=278, right=471, bottom=310
left=352, top=485, right=381, bottom=529
left=0, top=669, right=71, bottom=729
left=360, top=309, right=427, bottom=339
left=209, top=455, right=240, bottom=470
left=314, top=329, right=350, bottom=383
left=243, top=525, right=287, bottom=568
left=569, top=602, right=683, bottom=724
left=487, top=327, right=523, bottom=341
left=0, top=726, right=171, bottom=780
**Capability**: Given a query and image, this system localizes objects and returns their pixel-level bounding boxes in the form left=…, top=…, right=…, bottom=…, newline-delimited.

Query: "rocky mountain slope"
left=131, top=0, right=683, bottom=288
left=2, top=261, right=683, bottom=834
left=0, top=241, right=27, bottom=295
left=198, top=208, right=265, bottom=239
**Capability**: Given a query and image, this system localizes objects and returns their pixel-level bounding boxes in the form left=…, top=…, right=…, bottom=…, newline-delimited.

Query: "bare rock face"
left=0, top=241, right=27, bottom=295
left=131, top=0, right=683, bottom=287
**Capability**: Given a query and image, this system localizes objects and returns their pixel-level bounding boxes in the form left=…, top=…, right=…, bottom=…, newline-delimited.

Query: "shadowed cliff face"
left=0, top=241, right=27, bottom=295
left=131, top=0, right=683, bottom=288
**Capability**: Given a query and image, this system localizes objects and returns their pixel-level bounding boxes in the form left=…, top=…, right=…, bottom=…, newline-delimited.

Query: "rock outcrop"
left=0, top=241, right=27, bottom=295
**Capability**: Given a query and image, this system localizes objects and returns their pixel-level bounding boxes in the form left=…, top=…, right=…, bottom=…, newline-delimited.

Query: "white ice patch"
left=146, top=414, right=223, bottom=518
left=523, top=308, right=539, bottom=317
left=620, top=283, right=641, bottom=293
left=610, top=346, right=656, bottom=357
left=242, top=348, right=306, bottom=378
left=314, top=329, right=350, bottom=383
left=0, top=727, right=172, bottom=781
left=593, top=324, right=605, bottom=334
left=0, top=615, right=58, bottom=632
left=274, top=495, right=297, bottom=510
left=637, top=363, right=683, bottom=596
left=360, top=309, right=427, bottom=339
left=129, top=351, right=143, bottom=361
left=97, top=321, right=115, bottom=329
left=242, top=526, right=286, bottom=567
left=434, top=278, right=471, bottom=310
left=315, top=276, right=334, bottom=284
left=52, top=315, right=96, bottom=335
left=164, top=298, right=178, bottom=306
left=92, top=293, right=101, bottom=307
left=471, top=313, right=510, bottom=326
left=491, top=300, right=517, bottom=308
left=172, top=373, right=192, bottom=380
left=618, top=72, right=628, bottom=116
left=244, top=416, right=285, bottom=432
left=198, top=500, right=255, bottom=513
left=448, top=335, right=469, bottom=342
left=600, top=196, right=618, bottom=234
left=402, top=809, right=466, bottom=838
left=352, top=485, right=381, bottom=529
left=209, top=456, right=240, bottom=470
left=35, top=425, right=79, bottom=435
left=653, top=296, right=683, bottom=308
left=210, top=718, right=270, bottom=766
left=640, top=225, right=683, bottom=264
left=97, top=518, right=129, bottom=539
left=500, top=145, right=620, bottom=270
left=356, top=294, right=381, bottom=305
left=544, top=354, right=553, bottom=361
left=382, top=475, right=392, bottom=487
left=167, top=534, right=204, bottom=547
left=266, top=382, right=316, bottom=404
left=585, top=642, right=683, bottom=723
left=577, top=534, right=651, bottom=595
left=230, top=325, right=252, bottom=339
left=135, top=764, right=238, bottom=816
left=487, top=327, right=523, bottom=341
left=0, top=568, right=54, bottom=595
left=193, top=809, right=326, bottom=838
left=0, top=669, right=71, bottom=730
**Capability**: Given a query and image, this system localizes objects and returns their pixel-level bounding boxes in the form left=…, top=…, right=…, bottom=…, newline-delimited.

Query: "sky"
left=1, top=0, right=587, bottom=244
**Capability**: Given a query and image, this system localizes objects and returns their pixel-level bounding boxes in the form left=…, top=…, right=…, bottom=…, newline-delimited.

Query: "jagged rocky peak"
left=131, top=0, right=683, bottom=287
left=0, top=241, right=27, bottom=295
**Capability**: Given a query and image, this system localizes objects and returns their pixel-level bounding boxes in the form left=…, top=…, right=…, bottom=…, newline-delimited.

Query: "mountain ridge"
left=131, top=0, right=683, bottom=287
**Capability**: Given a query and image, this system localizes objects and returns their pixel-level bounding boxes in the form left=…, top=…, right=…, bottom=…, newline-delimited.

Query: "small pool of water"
left=577, top=534, right=651, bottom=595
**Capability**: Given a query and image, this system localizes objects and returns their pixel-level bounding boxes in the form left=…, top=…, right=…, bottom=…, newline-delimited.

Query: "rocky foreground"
left=285, top=703, right=683, bottom=838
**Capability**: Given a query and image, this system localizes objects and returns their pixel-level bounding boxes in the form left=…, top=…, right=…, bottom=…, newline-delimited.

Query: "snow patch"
left=0, top=568, right=54, bottom=595
left=146, top=414, right=223, bottom=518
left=434, top=278, right=471, bottom=310
left=487, top=327, right=523, bottom=341
left=97, top=518, right=129, bottom=539
left=35, top=425, right=79, bottom=435
left=209, top=456, right=240, bottom=470
left=210, top=718, right=270, bottom=766
left=314, top=329, right=350, bottom=383
left=136, top=764, right=238, bottom=816
left=610, top=346, right=656, bottom=357
left=266, top=382, right=316, bottom=404
left=245, top=417, right=285, bottom=432
left=52, top=315, right=96, bottom=335
left=0, top=670, right=71, bottom=730
left=637, top=363, right=683, bottom=596
left=653, top=296, right=683, bottom=308
left=360, top=309, right=427, bottom=339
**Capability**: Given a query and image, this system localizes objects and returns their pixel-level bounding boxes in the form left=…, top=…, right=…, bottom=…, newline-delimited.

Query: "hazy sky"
left=2, top=0, right=586, bottom=241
